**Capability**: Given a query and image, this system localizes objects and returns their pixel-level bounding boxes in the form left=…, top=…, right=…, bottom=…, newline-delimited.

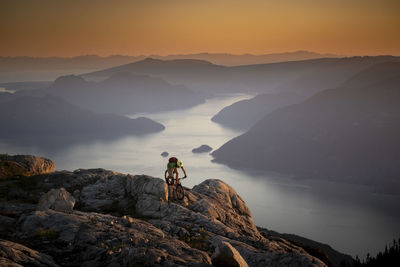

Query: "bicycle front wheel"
left=176, top=184, right=185, bottom=200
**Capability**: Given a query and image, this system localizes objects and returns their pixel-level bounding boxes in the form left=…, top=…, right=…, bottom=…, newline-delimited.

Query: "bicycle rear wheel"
left=176, top=184, right=184, bottom=200
left=165, top=170, right=174, bottom=185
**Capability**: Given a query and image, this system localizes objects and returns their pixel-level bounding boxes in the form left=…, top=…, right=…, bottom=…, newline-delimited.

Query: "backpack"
left=168, top=157, right=178, bottom=163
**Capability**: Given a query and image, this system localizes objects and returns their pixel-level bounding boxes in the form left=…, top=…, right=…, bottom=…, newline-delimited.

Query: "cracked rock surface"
left=0, top=168, right=328, bottom=266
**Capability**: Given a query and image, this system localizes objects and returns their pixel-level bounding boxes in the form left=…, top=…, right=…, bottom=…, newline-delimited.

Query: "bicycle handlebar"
left=165, top=170, right=187, bottom=180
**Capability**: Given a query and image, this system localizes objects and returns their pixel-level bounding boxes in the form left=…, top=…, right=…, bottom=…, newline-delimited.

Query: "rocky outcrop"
left=212, top=240, right=249, bottom=267
left=192, top=145, right=213, bottom=153
left=0, top=239, right=59, bottom=267
left=0, top=154, right=55, bottom=179
left=37, top=188, right=75, bottom=213
left=126, top=174, right=169, bottom=218
left=0, top=168, right=328, bottom=266
left=17, top=210, right=211, bottom=266
left=258, top=227, right=353, bottom=267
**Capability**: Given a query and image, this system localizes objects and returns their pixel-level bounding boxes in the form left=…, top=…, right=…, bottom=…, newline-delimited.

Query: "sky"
left=1, top=0, right=399, bottom=57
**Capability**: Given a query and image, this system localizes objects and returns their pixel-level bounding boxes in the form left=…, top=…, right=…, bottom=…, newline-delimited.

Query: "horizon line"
left=0, top=50, right=352, bottom=59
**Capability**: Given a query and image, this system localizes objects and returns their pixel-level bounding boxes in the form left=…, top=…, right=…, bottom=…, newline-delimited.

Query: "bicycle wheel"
left=176, top=184, right=185, bottom=200
left=165, top=170, right=174, bottom=185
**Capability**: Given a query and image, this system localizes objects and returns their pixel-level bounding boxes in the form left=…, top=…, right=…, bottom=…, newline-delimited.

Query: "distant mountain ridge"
left=11, top=72, right=206, bottom=115
left=211, top=92, right=307, bottom=130
left=0, top=95, right=165, bottom=143
left=0, top=51, right=341, bottom=83
left=84, top=56, right=400, bottom=96
left=84, top=57, right=225, bottom=82
left=0, top=51, right=340, bottom=71
left=212, top=61, right=400, bottom=194
left=149, top=50, right=341, bottom=66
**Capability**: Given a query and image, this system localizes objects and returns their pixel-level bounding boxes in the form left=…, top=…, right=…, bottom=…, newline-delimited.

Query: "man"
left=167, top=157, right=187, bottom=179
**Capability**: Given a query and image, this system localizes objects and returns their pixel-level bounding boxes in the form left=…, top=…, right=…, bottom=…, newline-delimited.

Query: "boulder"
left=0, top=239, right=59, bottom=267
left=37, top=188, right=75, bottom=213
left=191, top=179, right=259, bottom=238
left=78, top=173, right=126, bottom=212
left=0, top=154, right=55, bottom=179
left=126, top=175, right=169, bottom=217
left=210, top=235, right=326, bottom=267
left=212, top=240, right=249, bottom=267
left=192, top=145, right=213, bottom=153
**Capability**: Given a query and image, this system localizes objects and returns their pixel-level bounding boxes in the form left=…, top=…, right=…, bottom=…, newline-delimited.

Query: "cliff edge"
left=0, top=159, right=345, bottom=266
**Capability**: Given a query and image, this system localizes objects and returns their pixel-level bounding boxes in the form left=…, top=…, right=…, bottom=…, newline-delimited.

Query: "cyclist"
left=167, top=157, right=187, bottom=180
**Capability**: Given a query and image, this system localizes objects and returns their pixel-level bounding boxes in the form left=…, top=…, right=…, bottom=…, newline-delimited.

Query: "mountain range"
left=211, top=92, right=307, bottom=130
left=212, top=62, right=400, bottom=194
left=0, top=95, right=164, bottom=143
left=84, top=56, right=400, bottom=96
left=0, top=51, right=340, bottom=83
left=11, top=72, right=206, bottom=115
left=0, top=51, right=338, bottom=72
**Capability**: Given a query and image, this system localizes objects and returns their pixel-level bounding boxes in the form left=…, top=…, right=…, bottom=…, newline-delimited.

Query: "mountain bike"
left=164, top=170, right=187, bottom=200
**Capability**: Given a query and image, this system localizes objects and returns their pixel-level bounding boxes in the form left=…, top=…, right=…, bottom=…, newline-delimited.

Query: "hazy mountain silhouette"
left=0, top=55, right=147, bottom=83
left=150, top=50, right=341, bottom=66
left=211, top=59, right=400, bottom=131
left=84, top=56, right=400, bottom=95
left=0, top=95, right=164, bottom=143
left=0, top=51, right=337, bottom=74
left=13, top=72, right=206, bottom=114
left=84, top=57, right=225, bottom=80
left=228, top=56, right=400, bottom=96
left=0, top=81, right=51, bottom=92
left=212, top=62, right=400, bottom=194
left=211, top=92, right=307, bottom=130
left=0, top=55, right=143, bottom=72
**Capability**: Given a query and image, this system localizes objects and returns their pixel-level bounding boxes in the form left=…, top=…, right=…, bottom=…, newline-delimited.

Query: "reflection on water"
left=0, top=87, right=16, bottom=93
left=1, top=93, right=399, bottom=258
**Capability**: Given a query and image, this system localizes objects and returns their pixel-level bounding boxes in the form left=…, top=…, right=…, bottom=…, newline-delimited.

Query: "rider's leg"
left=167, top=164, right=174, bottom=178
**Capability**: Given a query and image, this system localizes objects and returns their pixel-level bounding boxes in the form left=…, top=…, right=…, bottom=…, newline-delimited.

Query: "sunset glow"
left=1, top=0, right=399, bottom=57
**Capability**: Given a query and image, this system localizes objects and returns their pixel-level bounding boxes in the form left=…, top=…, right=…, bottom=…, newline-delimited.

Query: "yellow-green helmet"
left=177, top=160, right=183, bottom=167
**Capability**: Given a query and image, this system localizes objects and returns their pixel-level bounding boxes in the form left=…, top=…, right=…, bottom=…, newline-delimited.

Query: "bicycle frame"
left=164, top=170, right=186, bottom=200
left=165, top=170, right=186, bottom=185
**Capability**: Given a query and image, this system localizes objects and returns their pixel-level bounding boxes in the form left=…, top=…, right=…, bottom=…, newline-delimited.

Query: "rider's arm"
left=181, top=166, right=187, bottom=177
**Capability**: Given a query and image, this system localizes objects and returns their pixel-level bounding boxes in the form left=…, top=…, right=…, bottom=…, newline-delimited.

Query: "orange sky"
left=1, top=0, right=399, bottom=57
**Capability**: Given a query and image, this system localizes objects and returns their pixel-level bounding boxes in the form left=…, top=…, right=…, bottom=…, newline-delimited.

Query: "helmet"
left=177, top=160, right=183, bottom=167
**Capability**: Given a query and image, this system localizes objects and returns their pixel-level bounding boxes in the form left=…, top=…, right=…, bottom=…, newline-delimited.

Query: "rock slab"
left=0, top=239, right=59, bottom=267
left=0, top=154, right=55, bottom=179
left=37, top=188, right=75, bottom=213
left=212, top=240, right=249, bottom=267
